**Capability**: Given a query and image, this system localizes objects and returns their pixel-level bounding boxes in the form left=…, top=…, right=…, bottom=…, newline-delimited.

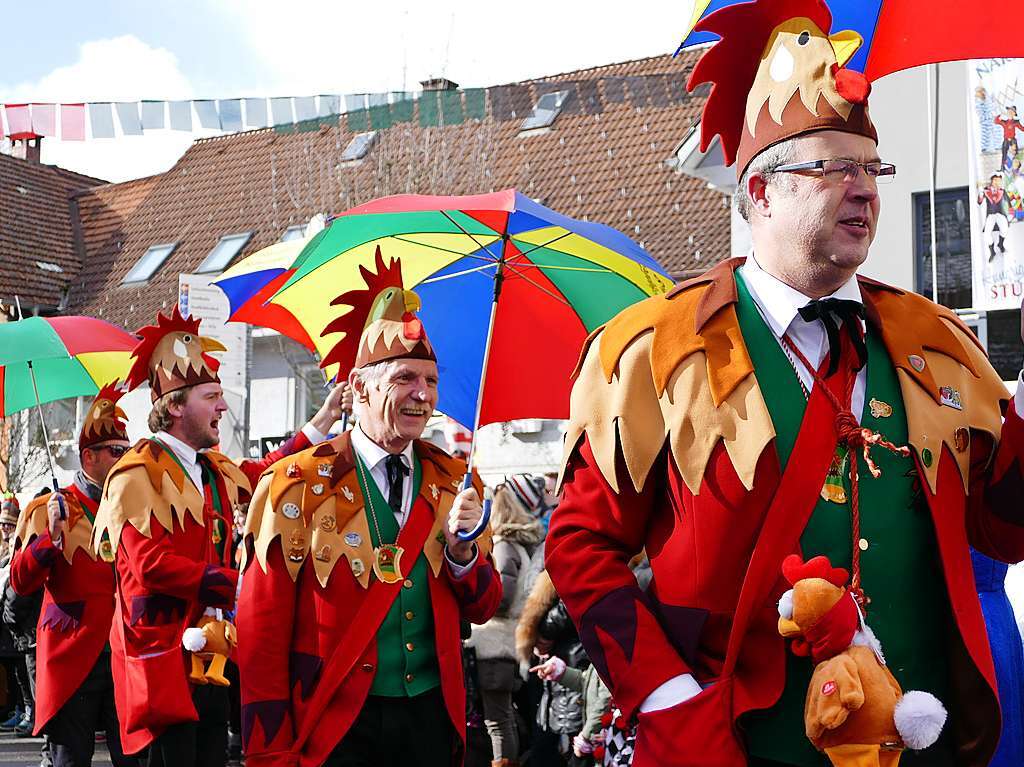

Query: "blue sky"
left=0, top=1, right=688, bottom=180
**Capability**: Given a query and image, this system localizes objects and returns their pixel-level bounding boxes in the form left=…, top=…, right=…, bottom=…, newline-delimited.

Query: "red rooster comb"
left=782, top=554, right=848, bottom=588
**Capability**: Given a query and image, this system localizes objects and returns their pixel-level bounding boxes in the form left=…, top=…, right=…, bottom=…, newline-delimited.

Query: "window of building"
left=122, top=243, right=178, bottom=284
left=340, top=131, right=377, bottom=162
left=280, top=225, right=306, bottom=242
left=196, top=232, right=253, bottom=274
left=520, top=90, right=568, bottom=132
left=913, top=187, right=972, bottom=310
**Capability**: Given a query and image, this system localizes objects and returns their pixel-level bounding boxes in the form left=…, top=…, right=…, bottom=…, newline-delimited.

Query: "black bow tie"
left=797, top=298, right=867, bottom=377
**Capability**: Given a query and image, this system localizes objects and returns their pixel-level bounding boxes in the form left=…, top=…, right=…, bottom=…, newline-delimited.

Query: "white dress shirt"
left=154, top=422, right=327, bottom=491
left=739, top=254, right=868, bottom=418
left=350, top=426, right=476, bottom=576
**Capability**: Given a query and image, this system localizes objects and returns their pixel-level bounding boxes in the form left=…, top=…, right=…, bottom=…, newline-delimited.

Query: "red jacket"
left=237, top=434, right=502, bottom=767
left=545, top=259, right=1024, bottom=767
left=10, top=483, right=113, bottom=734
left=94, top=432, right=312, bottom=755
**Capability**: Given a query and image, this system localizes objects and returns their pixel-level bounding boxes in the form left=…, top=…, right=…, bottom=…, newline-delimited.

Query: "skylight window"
left=520, top=91, right=568, bottom=132
left=340, top=131, right=378, bottom=162
left=122, top=243, right=178, bottom=285
left=196, top=232, right=253, bottom=274
left=280, top=225, right=306, bottom=242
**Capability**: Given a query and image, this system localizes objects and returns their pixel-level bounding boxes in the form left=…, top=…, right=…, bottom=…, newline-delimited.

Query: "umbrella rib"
left=505, top=231, right=575, bottom=265
left=502, top=262, right=573, bottom=308
left=440, top=211, right=504, bottom=263
left=389, top=235, right=497, bottom=263
left=419, top=263, right=498, bottom=284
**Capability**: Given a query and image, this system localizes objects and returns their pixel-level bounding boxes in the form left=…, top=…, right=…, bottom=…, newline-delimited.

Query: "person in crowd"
left=467, top=483, right=545, bottom=767
left=532, top=653, right=611, bottom=766
left=237, top=252, right=501, bottom=767
left=0, top=494, right=27, bottom=732
left=546, top=2, right=1024, bottom=765
left=91, top=306, right=347, bottom=767
left=9, top=383, right=138, bottom=767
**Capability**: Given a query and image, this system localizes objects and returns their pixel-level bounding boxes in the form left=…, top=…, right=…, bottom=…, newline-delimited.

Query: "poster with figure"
left=968, top=59, right=1024, bottom=308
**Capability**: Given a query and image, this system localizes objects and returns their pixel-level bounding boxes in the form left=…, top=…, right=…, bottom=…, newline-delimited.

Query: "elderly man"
left=91, top=306, right=348, bottom=767
left=545, top=2, right=1024, bottom=767
left=238, top=251, right=501, bottom=767
left=10, top=383, right=138, bottom=767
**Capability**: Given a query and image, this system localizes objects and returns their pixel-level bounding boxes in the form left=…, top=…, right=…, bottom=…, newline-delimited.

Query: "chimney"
left=420, top=78, right=460, bottom=92
left=12, top=136, right=42, bottom=164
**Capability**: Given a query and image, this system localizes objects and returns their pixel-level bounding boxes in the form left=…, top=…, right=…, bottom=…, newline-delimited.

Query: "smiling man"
left=545, top=1, right=1024, bottom=766
left=91, top=306, right=348, bottom=767
left=237, top=252, right=501, bottom=767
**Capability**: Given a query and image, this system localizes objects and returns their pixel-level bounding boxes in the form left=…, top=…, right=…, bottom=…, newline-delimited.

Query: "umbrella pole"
left=26, top=360, right=66, bottom=519
left=457, top=260, right=505, bottom=542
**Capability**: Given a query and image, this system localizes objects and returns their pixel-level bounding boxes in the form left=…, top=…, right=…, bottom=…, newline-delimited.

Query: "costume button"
left=403, top=579, right=413, bottom=589
left=921, top=448, right=933, bottom=467
left=405, top=673, right=415, bottom=683
left=406, top=642, right=415, bottom=652
left=361, top=663, right=374, bottom=673
left=405, top=611, right=415, bottom=620
left=858, top=538, right=869, bottom=551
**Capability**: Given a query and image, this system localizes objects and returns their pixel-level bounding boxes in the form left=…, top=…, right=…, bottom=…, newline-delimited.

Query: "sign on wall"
left=967, top=59, right=1024, bottom=309
left=178, top=273, right=249, bottom=456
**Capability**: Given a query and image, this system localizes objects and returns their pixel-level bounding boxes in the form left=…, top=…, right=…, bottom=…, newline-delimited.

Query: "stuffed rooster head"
left=127, top=305, right=226, bottom=401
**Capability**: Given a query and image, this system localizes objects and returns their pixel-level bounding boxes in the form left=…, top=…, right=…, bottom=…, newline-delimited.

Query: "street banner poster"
left=968, top=58, right=1024, bottom=308
left=178, top=273, right=249, bottom=457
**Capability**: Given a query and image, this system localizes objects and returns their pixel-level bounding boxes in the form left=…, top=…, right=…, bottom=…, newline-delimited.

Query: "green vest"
left=733, top=274, right=952, bottom=766
left=354, top=455, right=441, bottom=698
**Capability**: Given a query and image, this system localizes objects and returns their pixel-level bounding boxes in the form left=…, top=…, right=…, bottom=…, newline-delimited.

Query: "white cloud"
left=0, top=35, right=219, bottom=182
left=219, top=0, right=689, bottom=95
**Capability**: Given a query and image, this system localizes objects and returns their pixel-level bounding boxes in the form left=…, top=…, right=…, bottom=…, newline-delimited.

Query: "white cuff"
left=1014, top=372, right=1024, bottom=419
left=638, top=674, right=702, bottom=713
left=444, top=545, right=478, bottom=579
left=301, top=422, right=327, bottom=444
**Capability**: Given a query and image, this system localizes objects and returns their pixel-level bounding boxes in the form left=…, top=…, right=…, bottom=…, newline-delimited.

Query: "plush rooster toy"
left=777, top=555, right=946, bottom=766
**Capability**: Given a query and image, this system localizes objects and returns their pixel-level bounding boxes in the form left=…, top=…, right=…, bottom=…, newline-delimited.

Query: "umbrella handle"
left=457, top=473, right=491, bottom=542
left=52, top=478, right=66, bottom=521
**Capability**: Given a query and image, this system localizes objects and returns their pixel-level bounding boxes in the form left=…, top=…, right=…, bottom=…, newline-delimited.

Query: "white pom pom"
left=778, top=589, right=794, bottom=619
left=894, top=690, right=947, bottom=750
left=182, top=627, right=207, bottom=652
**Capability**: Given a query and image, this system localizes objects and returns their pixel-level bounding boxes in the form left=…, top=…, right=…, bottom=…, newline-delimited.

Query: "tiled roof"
left=68, top=51, right=731, bottom=329
left=0, top=154, right=104, bottom=311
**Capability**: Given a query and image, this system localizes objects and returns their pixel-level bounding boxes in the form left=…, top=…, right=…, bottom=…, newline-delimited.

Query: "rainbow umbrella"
left=269, top=189, right=674, bottom=433
left=0, top=316, right=136, bottom=417
left=0, top=315, right=136, bottom=502
left=676, top=0, right=1024, bottom=81
left=212, top=236, right=318, bottom=351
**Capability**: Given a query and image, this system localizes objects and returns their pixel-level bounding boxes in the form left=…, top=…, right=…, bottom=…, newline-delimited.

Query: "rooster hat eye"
left=182, top=334, right=193, bottom=343
left=798, top=31, right=810, bottom=45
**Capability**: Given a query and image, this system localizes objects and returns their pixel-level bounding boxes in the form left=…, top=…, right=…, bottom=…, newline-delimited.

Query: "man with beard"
left=91, top=306, right=348, bottom=767
left=237, top=251, right=502, bottom=767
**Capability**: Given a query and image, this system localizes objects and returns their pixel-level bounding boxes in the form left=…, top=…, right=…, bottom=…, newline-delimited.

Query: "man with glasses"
left=546, top=2, right=1024, bottom=766
left=10, top=383, right=139, bottom=766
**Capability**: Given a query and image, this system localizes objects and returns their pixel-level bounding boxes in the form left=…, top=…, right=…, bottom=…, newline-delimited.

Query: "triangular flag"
left=169, top=101, right=192, bottom=131
left=219, top=99, right=242, bottom=132
left=194, top=100, right=220, bottom=129
left=318, top=95, right=340, bottom=117
left=30, top=104, right=56, bottom=137
left=244, top=98, right=267, bottom=128
left=270, top=97, right=293, bottom=126
left=141, top=100, right=166, bottom=130
left=4, top=104, right=32, bottom=138
left=60, top=103, right=86, bottom=140
left=294, top=96, right=316, bottom=122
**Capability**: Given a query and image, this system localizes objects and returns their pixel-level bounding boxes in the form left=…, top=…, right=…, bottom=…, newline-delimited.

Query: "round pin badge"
left=281, top=502, right=301, bottom=520
left=345, top=532, right=362, bottom=547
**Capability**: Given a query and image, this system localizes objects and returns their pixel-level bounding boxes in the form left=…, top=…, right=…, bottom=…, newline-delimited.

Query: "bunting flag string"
left=0, top=72, right=695, bottom=142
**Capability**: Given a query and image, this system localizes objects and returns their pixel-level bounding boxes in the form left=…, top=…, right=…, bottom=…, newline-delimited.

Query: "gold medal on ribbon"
left=821, top=447, right=848, bottom=504
left=99, top=538, right=115, bottom=563
left=373, top=543, right=405, bottom=583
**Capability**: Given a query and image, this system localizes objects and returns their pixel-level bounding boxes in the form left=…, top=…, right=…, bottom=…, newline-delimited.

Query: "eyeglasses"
left=770, top=159, right=897, bottom=184
left=87, top=444, right=130, bottom=458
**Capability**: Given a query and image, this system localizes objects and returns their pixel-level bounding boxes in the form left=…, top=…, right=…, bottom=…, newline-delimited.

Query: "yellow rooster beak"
left=113, top=406, right=128, bottom=421
left=778, top=616, right=802, bottom=638
left=199, top=336, right=227, bottom=354
left=829, top=30, right=863, bottom=68
left=403, top=290, right=422, bottom=314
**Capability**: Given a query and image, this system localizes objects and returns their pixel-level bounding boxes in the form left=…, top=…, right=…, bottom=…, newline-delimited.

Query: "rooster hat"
left=687, top=0, right=878, bottom=178
left=126, top=305, right=227, bottom=401
left=320, top=245, right=435, bottom=375
left=79, top=381, right=130, bottom=451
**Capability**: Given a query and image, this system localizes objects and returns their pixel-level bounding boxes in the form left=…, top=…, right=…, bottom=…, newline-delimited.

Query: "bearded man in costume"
left=237, top=249, right=502, bottom=767
left=91, top=306, right=349, bottom=767
left=10, top=383, right=138, bottom=767
left=545, top=2, right=1024, bottom=766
